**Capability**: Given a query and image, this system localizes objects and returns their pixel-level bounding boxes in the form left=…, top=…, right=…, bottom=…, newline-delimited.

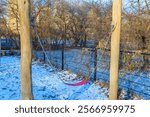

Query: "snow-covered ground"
left=0, top=56, right=108, bottom=100
left=33, top=49, right=150, bottom=99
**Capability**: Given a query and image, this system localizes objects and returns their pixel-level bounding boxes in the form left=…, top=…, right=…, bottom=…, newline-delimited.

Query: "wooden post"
left=109, top=0, right=122, bottom=100
left=18, top=0, right=32, bottom=100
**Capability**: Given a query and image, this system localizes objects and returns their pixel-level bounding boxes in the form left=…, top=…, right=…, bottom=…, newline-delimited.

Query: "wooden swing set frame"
left=8, top=0, right=122, bottom=100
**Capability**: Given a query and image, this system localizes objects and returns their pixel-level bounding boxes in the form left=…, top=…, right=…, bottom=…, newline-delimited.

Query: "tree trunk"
left=18, top=0, right=33, bottom=100
left=109, top=0, right=122, bottom=100
left=138, top=0, right=141, bottom=16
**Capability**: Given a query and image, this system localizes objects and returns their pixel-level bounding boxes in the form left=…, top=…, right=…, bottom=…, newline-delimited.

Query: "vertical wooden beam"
left=18, top=0, right=32, bottom=100
left=109, top=0, right=122, bottom=100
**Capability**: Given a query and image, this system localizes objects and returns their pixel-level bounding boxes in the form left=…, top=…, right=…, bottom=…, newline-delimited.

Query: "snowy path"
left=0, top=56, right=108, bottom=100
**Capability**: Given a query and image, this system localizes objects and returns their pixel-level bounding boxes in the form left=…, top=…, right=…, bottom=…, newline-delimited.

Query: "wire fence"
left=0, top=41, right=150, bottom=99
left=32, top=45, right=150, bottom=99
